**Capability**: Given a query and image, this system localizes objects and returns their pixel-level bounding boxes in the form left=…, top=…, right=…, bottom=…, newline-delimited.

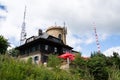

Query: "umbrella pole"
left=67, top=58, right=70, bottom=68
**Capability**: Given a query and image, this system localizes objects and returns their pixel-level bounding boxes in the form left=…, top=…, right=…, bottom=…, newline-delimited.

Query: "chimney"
left=38, top=29, right=42, bottom=36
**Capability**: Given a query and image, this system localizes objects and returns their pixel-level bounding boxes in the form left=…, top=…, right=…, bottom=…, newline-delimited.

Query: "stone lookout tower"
left=46, top=26, right=67, bottom=44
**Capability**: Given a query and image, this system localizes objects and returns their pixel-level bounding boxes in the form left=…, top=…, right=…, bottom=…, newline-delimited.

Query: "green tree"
left=7, top=48, right=20, bottom=57
left=71, top=53, right=87, bottom=75
left=70, top=53, right=94, bottom=80
left=106, top=52, right=120, bottom=68
left=111, top=52, right=120, bottom=68
left=88, top=53, right=108, bottom=80
left=47, top=54, right=62, bottom=68
left=0, top=35, right=9, bottom=54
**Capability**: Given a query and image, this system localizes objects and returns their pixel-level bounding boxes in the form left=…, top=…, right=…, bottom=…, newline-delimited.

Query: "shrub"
left=87, top=53, right=108, bottom=80
left=0, top=55, right=80, bottom=80
left=47, top=54, right=62, bottom=68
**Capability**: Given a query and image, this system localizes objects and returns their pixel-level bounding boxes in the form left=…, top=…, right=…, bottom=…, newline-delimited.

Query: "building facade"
left=16, top=27, right=72, bottom=64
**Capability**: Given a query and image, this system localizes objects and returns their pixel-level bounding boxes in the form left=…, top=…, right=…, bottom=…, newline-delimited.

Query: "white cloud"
left=7, top=44, right=15, bottom=50
left=0, top=18, right=20, bottom=41
left=85, top=38, right=94, bottom=45
left=67, top=29, right=83, bottom=51
left=0, top=9, right=7, bottom=17
left=0, top=0, right=120, bottom=53
left=103, top=47, right=120, bottom=56
left=100, top=33, right=108, bottom=41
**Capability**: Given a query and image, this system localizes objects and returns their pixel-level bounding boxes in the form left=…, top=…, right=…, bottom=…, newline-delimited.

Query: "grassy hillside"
left=1, top=52, right=120, bottom=80
left=0, top=54, right=80, bottom=80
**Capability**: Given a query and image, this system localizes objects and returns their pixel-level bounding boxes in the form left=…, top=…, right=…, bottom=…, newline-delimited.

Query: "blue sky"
left=81, top=35, right=120, bottom=56
left=0, top=3, right=6, bottom=10
left=0, top=0, right=120, bottom=56
left=0, top=3, right=7, bottom=20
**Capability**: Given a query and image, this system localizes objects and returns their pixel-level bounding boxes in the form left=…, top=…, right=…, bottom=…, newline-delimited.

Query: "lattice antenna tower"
left=63, top=22, right=67, bottom=34
left=93, top=23, right=101, bottom=53
left=20, top=6, right=27, bottom=45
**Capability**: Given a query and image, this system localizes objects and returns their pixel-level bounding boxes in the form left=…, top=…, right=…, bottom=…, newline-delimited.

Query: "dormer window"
left=54, top=47, right=57, bottom=53
left=45, top=45, right=48, bottom=50
left=58, top=34, right=62, bottom=39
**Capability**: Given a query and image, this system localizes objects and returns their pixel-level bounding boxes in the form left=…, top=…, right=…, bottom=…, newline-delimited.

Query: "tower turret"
left=46, top=26, right=67, bottom=44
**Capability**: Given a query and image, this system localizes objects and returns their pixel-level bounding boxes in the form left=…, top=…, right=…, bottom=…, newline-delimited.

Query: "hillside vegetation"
left=0, top=54, right=80, bottom=80
left=1, top=35, right=120, bottom=80
left=1, top=52, right=120, bottom=80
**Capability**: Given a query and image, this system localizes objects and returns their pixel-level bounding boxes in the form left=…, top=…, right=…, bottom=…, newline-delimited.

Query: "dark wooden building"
left=16, top=30, right=72, bottom=64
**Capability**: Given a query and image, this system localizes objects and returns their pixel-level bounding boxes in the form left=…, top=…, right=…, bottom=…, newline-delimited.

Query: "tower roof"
left=46, top=26, right=64, bottom=32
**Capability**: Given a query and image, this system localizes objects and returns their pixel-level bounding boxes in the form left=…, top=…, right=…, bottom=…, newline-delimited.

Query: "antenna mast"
left=93, top=23, right=101, bottom=53
left=63, top=22, right=67, bottom=34
left=20, top=6, right=27, bottom=45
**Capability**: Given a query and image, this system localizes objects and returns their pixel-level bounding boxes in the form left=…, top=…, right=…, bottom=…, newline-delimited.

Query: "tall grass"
left=0, top=54, right=80, bottom=80
left=108, top=65, right=120, bottom=80
left=1, top=54, right=120, bottom=80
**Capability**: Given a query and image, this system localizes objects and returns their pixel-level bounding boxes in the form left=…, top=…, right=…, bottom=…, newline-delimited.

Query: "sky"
left=0, top=0, right=120, bottom=57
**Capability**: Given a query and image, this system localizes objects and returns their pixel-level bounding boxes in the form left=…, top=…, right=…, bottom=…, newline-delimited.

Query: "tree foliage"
left=7, top=48, right=20, bottom=57
left=0, top=35, right=9, bottom=54
left=71, top=53, right=87, bottom=75
left=88, top=53, right=108, bottom=80
left=1, top=49, right=120, bottom=80
left=106, top=52, right=120, bottom=68
left=47, top=54, right=62, bottom=68
left=71, top=52, right=120, bottom=80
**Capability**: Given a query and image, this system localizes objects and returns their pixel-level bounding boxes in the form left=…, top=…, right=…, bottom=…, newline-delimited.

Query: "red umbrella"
left=58, top=52, right=75, bottom=61
left=58, top=52, right=75, bottom=69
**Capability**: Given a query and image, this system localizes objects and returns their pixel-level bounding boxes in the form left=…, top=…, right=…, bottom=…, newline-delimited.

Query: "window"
left=35, top=45, right=38, bottom=51
left=21, top=50, right=25, bottom=55
left=32, top=47, right=35, bottom=52
left=24, top=50, right=27, bottom=54
left=58, top=34, right=62, bottom=39
left=42, top=55, right=48, bottom=63
left=45, top=45, right=48, bottom=50
left=54, top=47, right=57, bottom=53
left=34, top=56, right=39, bottom=64
left=63, top=48, right=67, bottom=53
left=34, top=56, right=39, bottom=61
